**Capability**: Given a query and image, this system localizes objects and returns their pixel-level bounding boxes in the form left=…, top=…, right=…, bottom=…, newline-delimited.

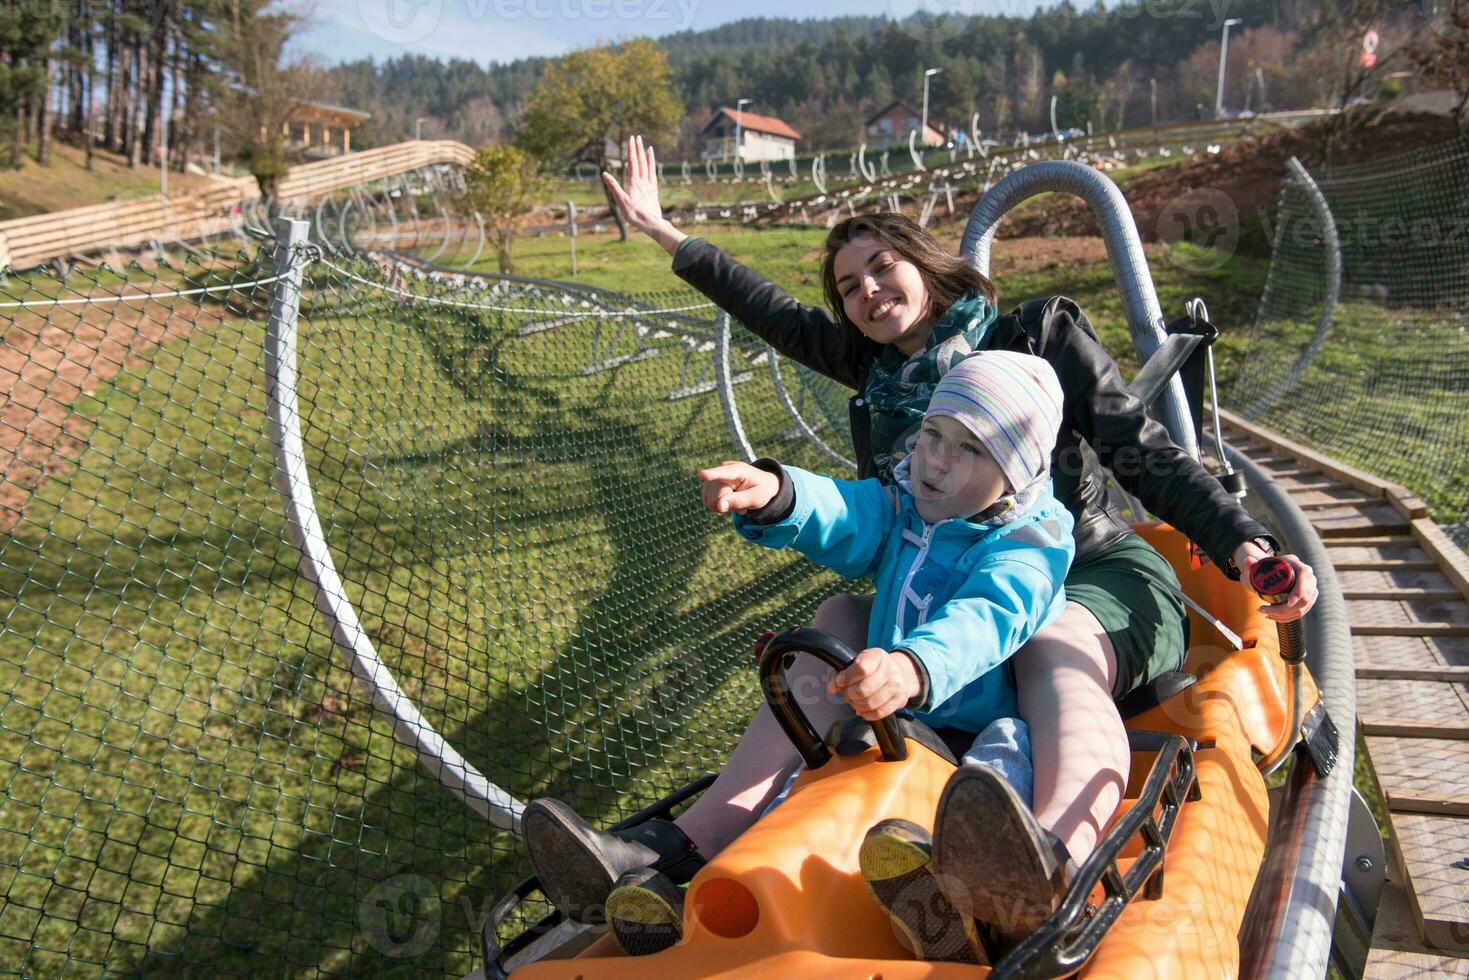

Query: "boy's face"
left=909, top=414, right=1009, bottom=523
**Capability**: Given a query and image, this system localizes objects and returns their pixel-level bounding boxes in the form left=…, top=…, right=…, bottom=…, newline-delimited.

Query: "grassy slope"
left=0, top=142, right=222, bottom=222
left=0, top=253, right=857, bottom=975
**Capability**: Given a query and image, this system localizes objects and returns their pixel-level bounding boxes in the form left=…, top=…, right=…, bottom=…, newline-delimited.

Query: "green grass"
left=1229, top=297, right=1468, bottom=528
left=0, top=250, right=852, bottom=975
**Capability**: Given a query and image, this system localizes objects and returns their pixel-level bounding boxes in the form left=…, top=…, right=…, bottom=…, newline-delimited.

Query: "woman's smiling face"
left=832, top=235, right=935, bottom=356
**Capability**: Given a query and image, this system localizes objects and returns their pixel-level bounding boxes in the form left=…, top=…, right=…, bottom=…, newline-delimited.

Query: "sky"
left=293, top=0, right=1066, bottom=67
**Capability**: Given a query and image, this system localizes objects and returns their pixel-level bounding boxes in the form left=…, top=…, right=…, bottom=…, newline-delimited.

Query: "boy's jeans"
left=763, top=716, right=1034, bottom=816
left=960, top=715, right=1033, bottom=808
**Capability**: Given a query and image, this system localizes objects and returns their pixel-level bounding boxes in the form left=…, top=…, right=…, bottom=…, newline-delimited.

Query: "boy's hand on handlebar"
left=699, top=461, right=779, bottom=515
left=1235, top=542, right=1318, bottom=622
left=829, top=648, right=920, bottom=721
left=602, top=135, right=683, bottom=251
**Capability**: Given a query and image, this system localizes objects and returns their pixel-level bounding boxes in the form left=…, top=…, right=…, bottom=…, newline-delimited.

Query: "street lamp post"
left=733, top=98, right=751, bottom=163
left=922, top=68, right=942, bottom=147
left=160, top=104, right=168, bottom=198
left=1215, top=18, right=1243, bottom=119
left=415, top=116, right=430, bottom=141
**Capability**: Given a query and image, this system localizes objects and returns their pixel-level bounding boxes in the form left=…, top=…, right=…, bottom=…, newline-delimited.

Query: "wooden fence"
left=0, top=140, right=476, bottom=269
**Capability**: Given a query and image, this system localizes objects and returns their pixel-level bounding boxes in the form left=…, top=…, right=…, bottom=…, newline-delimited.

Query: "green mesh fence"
left=1227, top=135, right=1469, bottom=544
left=0, top=230, right=858, bottom=976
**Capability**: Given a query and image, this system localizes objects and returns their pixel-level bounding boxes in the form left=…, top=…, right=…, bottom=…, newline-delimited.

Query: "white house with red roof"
left=699, top=107, right=801, bottom=162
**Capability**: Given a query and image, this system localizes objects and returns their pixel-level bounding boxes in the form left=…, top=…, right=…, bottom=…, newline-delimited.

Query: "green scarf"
left=865, top=291, right=998, bottom=484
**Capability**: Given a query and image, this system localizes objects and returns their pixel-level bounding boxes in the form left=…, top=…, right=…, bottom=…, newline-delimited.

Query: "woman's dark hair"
left=820, top=212, right=996, bottom=334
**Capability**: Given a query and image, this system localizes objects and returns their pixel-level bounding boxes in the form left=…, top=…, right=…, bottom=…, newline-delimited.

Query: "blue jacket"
left=733, top=465, right=1074, bottom=734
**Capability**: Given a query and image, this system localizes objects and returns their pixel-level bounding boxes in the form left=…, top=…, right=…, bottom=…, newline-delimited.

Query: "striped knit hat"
left=925, top=350, right=1065, bottom=492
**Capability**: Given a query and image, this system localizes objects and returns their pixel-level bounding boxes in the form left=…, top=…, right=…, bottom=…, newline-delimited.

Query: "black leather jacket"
left=673, top=236, right=1271, bottom=575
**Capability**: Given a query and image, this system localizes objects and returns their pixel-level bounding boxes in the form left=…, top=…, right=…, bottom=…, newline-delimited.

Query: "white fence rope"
left=317, top=255, right=718, bottom=317
left=0, top=270, right=295, bottom=309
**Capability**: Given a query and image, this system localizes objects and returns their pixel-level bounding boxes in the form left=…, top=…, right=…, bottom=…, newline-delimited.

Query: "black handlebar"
left=757, top=627, right=908, bottom=767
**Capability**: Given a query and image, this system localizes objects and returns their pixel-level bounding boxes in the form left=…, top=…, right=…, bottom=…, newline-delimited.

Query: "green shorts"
left=1064, top=533, right=1189, bottom=699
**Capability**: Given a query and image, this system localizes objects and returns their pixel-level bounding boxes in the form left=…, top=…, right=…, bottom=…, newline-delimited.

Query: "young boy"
left=702, top=349, right=1072, bottom=747
left=523, top=351, right=1073, bottom=960
left=700, top=350, right=1073, bottom=962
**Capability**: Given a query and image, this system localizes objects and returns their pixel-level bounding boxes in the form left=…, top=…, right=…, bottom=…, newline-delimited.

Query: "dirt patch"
left=0, top=293, right=217, bottom=533
left=928, top=231, right=1112, bottom=275
left=940, top=113, right=1464, bottom=247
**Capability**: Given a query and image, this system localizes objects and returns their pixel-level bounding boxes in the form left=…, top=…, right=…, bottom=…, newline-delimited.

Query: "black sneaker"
left=606, top=867, right=684, bottom=956
left=859, top=818, right=991, bottom=964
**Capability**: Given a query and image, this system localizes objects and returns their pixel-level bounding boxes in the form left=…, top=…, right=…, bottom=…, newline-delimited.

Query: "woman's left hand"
left=1235, top=542, right=1319, bottom=622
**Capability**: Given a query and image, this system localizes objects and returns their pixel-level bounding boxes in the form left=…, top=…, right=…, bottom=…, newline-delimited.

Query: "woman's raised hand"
left=603, top=135, right=684, bottom=253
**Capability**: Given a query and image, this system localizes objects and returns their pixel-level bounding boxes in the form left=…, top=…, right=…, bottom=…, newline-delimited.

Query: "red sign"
left=1361, top=28, right=1379, bottom=68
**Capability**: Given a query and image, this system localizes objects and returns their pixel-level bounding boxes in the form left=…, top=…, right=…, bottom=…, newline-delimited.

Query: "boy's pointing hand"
left=698, top=461, right=779, bottom=514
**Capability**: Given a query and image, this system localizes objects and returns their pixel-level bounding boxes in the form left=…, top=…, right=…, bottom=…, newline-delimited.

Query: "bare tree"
left=214, top=0, right=314, bottom=198
left=1405, top=1, right=1469, bottom=131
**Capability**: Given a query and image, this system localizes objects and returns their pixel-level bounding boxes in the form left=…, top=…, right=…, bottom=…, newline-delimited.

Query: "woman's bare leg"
left=675, top=594, right=873, bottom=858
left=1013, top=602, right=1127, bottom=862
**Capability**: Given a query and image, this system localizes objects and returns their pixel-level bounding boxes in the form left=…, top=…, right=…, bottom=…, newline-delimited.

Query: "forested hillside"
left=319, top=1, right=1375, bottom=152
left=3, top=0, right=1447, bottom=212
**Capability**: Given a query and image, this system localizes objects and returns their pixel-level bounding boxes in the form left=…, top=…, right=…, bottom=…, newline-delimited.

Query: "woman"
left=520, top=136, right=1318, bottom=960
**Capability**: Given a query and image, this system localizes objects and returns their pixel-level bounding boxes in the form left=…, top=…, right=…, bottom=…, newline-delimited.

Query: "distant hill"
left=320, top=4, right=1346, bottom=154
left=655, top=15, right=886, bottom=56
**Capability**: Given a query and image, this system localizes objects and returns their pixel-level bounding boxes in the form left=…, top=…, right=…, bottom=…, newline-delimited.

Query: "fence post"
left=264, top=216, right=523, bottom=832
left=567, top=198, right=578, bottom=277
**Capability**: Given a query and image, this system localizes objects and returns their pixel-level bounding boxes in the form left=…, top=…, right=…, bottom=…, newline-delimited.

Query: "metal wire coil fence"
left=1228, top=135, right=1469, bottom=544
left=0, top=231, right=855, bottom=976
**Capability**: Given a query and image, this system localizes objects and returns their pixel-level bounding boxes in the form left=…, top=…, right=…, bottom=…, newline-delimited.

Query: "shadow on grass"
left=132, top=358, right=842, bottom=976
